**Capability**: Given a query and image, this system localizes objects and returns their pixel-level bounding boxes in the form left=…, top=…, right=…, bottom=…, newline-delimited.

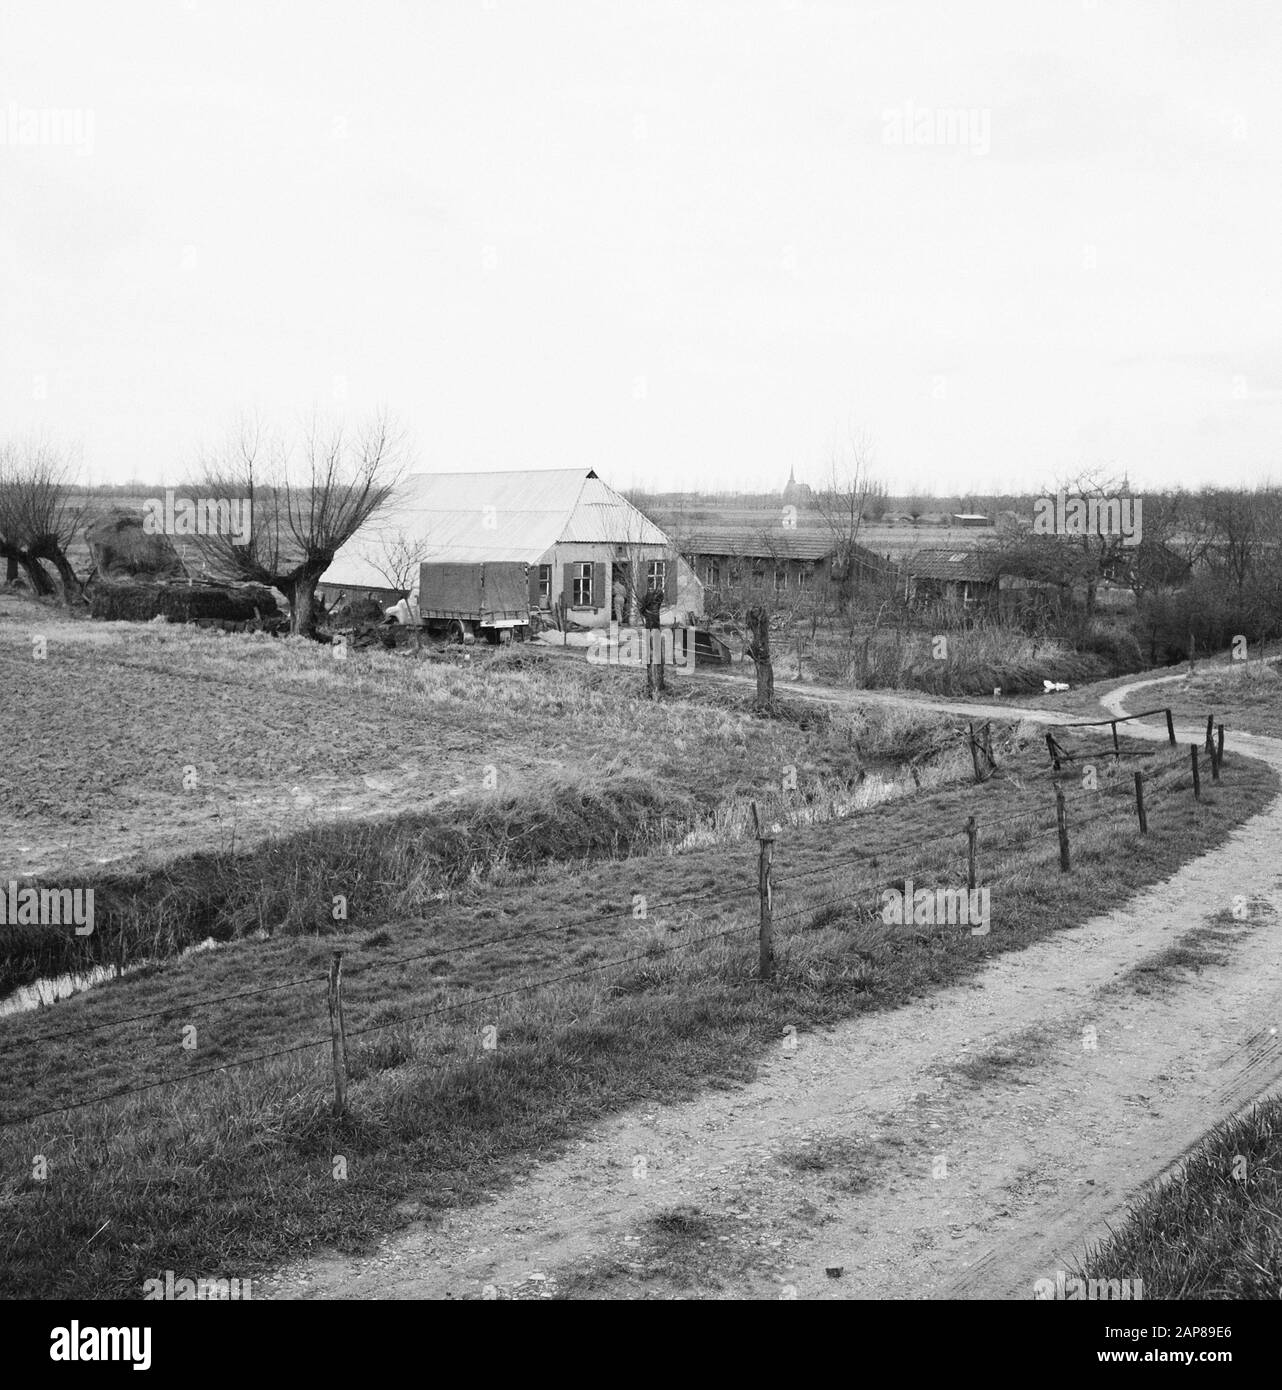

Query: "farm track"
left=264, top=671, right=1282, bottom=1299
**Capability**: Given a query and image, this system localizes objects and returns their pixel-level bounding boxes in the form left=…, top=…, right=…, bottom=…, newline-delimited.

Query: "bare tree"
left=365, top=526, right=428, bottom=598
left=745, top=604, right=775, bottom=711
left=1047, top=468, right=1137, bottom=619
left=189, top=410, right=411, bottom=636
left=1126, top=489, right=1190, bottom=598
left=813, top=429, right=879, bottom=613
left=1196, top=485, right=1281, bottom=595
left=0, top=438, right=86, bottom=601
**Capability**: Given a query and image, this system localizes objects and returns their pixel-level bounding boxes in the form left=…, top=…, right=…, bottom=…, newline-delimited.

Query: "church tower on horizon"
left=782, top=465, right=813, bottom=507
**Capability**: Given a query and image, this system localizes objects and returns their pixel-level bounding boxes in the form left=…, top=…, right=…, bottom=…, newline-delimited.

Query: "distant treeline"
left=71, top=484, right=286, bottom=500
left=629, top=488, right=1030, bottom=515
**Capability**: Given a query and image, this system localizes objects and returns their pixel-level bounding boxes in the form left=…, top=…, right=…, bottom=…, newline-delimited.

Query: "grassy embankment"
left=0, top=601, right=971, bottom=992
left=0, top=606, right=1275, bottom=1298
left=1075, top=1089, right=1282, bottom=1298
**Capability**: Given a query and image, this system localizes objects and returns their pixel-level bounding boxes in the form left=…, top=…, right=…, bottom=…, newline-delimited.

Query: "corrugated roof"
left=321, top=469, right=673, bottom=588
left=906, top=548, right=1002, bottom=581
left=559, top=475, right=671, bottom=545
left=679, top=526, right=839, bottom=561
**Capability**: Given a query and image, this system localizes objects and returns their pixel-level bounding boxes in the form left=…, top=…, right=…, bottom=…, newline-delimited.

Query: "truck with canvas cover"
left=418, top=561, right=530, bottom=643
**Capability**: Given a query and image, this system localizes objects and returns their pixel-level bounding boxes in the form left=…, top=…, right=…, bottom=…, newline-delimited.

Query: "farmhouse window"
left=572, top=562, right=593, bottom=606
left=798, top=565, right=814, bottom=590
left=647, top=559, right=666, bottom=593
left=706, top=559, right=720, bottom=586
left=538, top=564, right=551, bottom=599
left=774, top=567, right=788, bottom=592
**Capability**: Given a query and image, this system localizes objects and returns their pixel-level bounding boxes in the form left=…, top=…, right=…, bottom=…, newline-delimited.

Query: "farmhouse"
left=319, top=468, right=701, bottom=626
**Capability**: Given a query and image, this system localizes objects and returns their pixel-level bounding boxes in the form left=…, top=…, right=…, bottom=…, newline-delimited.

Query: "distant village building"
left=781, top=467, right=814, bottom=508
left=320, top=468, right=702, bottom=626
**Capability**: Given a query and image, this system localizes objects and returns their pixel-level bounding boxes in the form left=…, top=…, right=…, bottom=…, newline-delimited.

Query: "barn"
left=680, top=525, right=887, bottom=610
left=319, top=468, right=702, bottom=627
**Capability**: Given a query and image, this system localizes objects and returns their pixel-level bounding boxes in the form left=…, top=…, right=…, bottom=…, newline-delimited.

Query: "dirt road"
left=264, top=674, right=1282, bottom=1299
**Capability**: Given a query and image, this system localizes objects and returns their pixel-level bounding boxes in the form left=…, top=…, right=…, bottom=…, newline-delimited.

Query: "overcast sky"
left=2, top=1, right=1280, bottom=494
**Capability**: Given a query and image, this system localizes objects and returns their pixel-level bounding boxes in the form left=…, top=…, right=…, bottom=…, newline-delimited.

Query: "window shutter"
left=562, top=564, right=574, bottom=608
left=593, top=562, right=607, bottom=609
left=663, top=557, right=677, bottom=606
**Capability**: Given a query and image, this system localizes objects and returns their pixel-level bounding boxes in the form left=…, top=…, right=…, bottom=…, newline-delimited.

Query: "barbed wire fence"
left=0, top=705, right=1244, bottom=1131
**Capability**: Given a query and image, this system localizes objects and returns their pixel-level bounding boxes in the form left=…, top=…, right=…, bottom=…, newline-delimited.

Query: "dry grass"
left=1168, top=659, right=1282, bottom=740
left=1075, top=1094, right=1282, bottom=1298
left=807, top=622, right=1112, bottom=696
left=0, top=592, right=983, bottom=885
left=0, top=712, right=1271, bottom=1298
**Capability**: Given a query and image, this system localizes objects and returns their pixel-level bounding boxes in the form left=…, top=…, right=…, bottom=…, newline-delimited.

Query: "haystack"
left=86, top=508, right=186, bottom=581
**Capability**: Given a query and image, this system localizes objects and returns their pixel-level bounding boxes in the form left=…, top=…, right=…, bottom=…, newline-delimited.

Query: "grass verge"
left=0, top=737, right=1274, bottom=1299
left=1073, top=1094, right=1282, bottom=1298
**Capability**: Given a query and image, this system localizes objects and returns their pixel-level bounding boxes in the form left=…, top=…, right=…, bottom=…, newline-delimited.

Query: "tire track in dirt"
left=264, top=674, right=1282, bottom=1300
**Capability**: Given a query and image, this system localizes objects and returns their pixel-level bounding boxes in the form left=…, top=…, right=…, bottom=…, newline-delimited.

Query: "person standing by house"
left=612, top=571, right=628, bottom=624
left=639, top=583, right=664, bottom=695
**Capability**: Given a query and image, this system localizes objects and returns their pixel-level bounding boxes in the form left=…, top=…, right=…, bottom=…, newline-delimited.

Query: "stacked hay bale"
left=90, top=581, right=280, bottom=624
left=85, top=505, right=281, bottom=626
left=325, top=593, right=387, bottom=626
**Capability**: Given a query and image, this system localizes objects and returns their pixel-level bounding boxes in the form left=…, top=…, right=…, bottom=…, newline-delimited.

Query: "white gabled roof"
left=321, top=468, right=671, bottom=589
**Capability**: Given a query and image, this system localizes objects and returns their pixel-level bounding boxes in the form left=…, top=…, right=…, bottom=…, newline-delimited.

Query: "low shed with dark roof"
left=679, top=526, right=885, bottom=601
left=904, top=547, right=1064, bottom=614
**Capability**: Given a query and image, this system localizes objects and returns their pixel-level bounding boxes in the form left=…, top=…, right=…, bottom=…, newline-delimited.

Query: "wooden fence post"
left=1210, top=732, right=1221, bottom=781
left=966, top=815, right=978, bottom=890
left=1205, top=714, right=1215, bottom=756
left=1165, top=708, right=1176, bottom=746
left=1190, top=745, right=1201, bottom=801
left=1045, top=730, right=1061, bottom=772
left=1217, top=724, right=1225, bottom=770
left=1110, top=721, right=1120, bottom=761
left=752, top=802, right=775, bottom=983
left=1133, top=771, right=1147, bottom=834
left=980, top=722, right=996, bottom=775
left=328, top=950, right=348, bottom=1117
left=970, top=724, right=983, bottom=783
left=1055, top=783, right=1070, bottom=872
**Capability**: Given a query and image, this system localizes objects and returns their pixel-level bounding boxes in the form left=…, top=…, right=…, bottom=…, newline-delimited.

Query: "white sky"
left=2, top=0, right=1280, bottom=494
